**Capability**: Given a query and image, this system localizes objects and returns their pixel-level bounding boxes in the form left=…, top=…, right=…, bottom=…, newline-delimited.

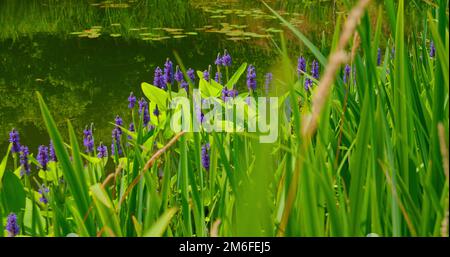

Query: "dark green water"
left=4, top=0, right=413, bottom=155
left=1, top=0, right=333, bottom=154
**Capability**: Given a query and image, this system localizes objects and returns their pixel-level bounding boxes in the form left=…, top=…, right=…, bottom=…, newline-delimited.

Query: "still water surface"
left=0, top=0, right=337, bottom=153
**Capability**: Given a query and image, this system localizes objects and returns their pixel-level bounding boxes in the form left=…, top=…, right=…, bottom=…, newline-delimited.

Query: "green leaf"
left=225, top=62, right=247, bottom=89
left=141, top=82, right=168, bottom=111
left=143, top=208, right=178, bottom=237
left=1, top=171, right=25, bottom=213
left=0, top=143, right=12, bottom=188
left=23, top=198, right=45, bottom=233
left=262, top=1, right=326, bottom=66
left=199, top=78, right=221, bottom=98
left=91, top=184, right=123, bottom=236
left=36, top=91, right=94, bottom=235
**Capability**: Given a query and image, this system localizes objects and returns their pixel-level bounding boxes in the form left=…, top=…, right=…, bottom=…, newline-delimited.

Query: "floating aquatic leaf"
left=173, top=35, right=187, bottom=39
left=226, top=30, right=244, bottom=37
left=110, top=33, right=121, bottom=37
left=266, top=28, right=283, bottom=33
left=210, top=15, right=226, bottom=19
left=87, top=33, right=100, bottom=39
left=99, top=3, right=130, bottom=8
left=168, top=31, right=184, bottom=35
left=243, top=32, right=270, bottom=38
left=163, top=28, right=184, bottom=33
left=230, top=24, right=247, bottom=29
left=205, top=29, right=221, bottom=33
left=227, top=37, right=248, bottom=41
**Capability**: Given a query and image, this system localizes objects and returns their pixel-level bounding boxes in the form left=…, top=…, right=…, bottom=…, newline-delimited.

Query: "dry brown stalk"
left=119, top=131, right=186, bottom=207
left=302, top=0, right=371, bottom=137
left=438, top=123, right=449, bottom=237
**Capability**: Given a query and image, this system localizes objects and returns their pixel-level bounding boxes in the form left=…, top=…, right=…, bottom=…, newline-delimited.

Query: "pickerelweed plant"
left=0, top=0, right=448, bottom=237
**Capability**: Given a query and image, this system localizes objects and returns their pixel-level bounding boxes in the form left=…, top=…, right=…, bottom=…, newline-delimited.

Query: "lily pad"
left=210, top=15, right=227, bottom=19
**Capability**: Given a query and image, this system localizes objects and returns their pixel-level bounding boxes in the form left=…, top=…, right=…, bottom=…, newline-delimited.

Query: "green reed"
left=0, top=0, right=448, bottom=237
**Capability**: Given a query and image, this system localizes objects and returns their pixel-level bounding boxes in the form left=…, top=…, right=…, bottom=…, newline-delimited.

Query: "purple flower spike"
left=138, top=98, right=147, bottom=114
left=304, top=78, right=313, bottom=91
left=221, top=87, right=229, bottom=101
left=128, top=123, right=135, bottom=140
left=311, top=60, right=319, bottom=80
left=195, top=104, right=205, bottom=124
left=187, top=68, right=195, bottom=83
left=83, top=127, right=94, bottom=153
left=343, top=64, right=351, bottom=84
left=174, top=65, right=183, bottom=83
left=215, top=53, right=223, bottom=66
left=153, top=67, right=165, bottom=90
left=377, top=48, right=382, bottom=66
left=37, top=145, right=49, bottom=171
left=201, top=143, right=210, bottom=171
left=143, top=107, right=150, bottom=126
left=115, top=115, right=123, bottom=133
left=264, top=72, right=273, bottom=95
left=180, top=81, right=189, bottom=91
left=228, top=87, right=238, bottom=98
left=139, top=98, right=150, bottom=126
left=203, top=70, right=210, bottom=81
left=6, top=213, right=20, bottom=237
left=9, top=128, right=21, bottom=153
left=222, top=50, right=232, bottom=67
left=128, top=92, right=137, bottom=109
left=111, top=127, right=122, bottom=156
left=430, top=40, right=435, bottom=58
left=38, top=184, right=50, bottom=204
left=215, top=71, right=222, bottom=84
left=153, top=105, right=160, bottom=117
left=49, top=140, right=57, bottom=162
left=163, top=59, right=173, bottom=86
left=19, top=145, right=30, bottom=176
left=246, top=64, right=257, bottom=91
left=97, top=143, right=108, bottom=158
left=297, top=56, right=306, bottom=76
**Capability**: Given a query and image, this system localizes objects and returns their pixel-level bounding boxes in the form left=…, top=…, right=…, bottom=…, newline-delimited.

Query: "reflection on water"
left=0, top=0, right=340, bottom=153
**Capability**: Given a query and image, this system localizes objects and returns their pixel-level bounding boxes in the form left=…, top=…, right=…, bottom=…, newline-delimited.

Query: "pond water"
left=0, top=0, right=390, bottom=153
